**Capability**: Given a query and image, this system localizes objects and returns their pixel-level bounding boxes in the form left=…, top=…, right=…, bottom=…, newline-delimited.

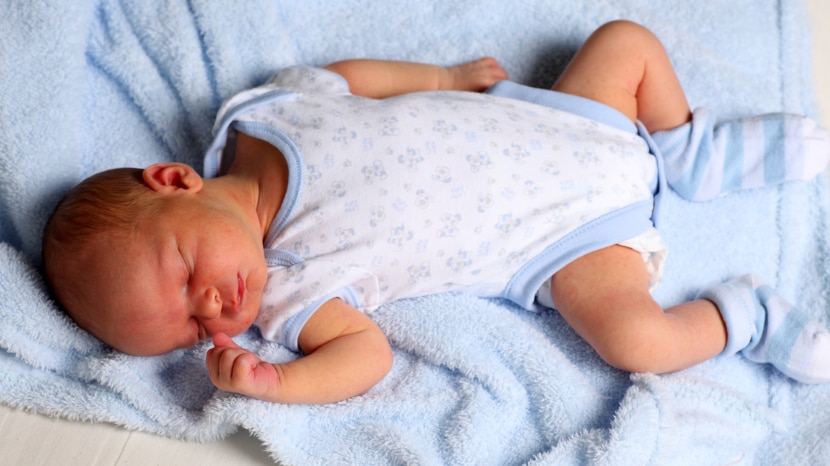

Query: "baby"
left=43, top=21, right=830, bottom=404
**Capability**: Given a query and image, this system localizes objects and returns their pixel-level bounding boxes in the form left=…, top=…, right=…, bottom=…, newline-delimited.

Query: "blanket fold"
left=1, top=0, right=829, bottom=464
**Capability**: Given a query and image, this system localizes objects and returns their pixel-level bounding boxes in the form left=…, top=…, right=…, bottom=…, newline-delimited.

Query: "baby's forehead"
left=62, top=231, right=151, bottom=295
left=67, top=239, right=165, bottom=318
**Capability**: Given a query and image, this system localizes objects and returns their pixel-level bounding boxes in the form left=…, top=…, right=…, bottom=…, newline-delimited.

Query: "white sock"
left=652, top=109, right=830, bottom=202
left=699, top=274, right=830, bottom=383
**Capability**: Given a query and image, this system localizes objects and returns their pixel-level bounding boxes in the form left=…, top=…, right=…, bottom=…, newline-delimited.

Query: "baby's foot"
left=700, top=274, right=830, bottom=383
left=651, top=110, right=830, bottom=202
left=443, top=57, right=508, bottom=92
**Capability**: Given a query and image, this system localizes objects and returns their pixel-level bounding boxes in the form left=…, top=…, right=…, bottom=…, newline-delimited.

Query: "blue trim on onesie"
left=487, top=80, right=669, bottom=310
left=204, top=89, right=296, bottom=178
left=486, top=80, right=663, bottom=203
left=231, top=119, right=306, bottom=251
left=503, top=199, right=655, bottom=310
left=485, top=80, right=637, bottom=133
left=201, top=89, right=307, bottom=262
left=282, top=287, right=363, bottom=352
left=636, top=121, right=668, bottom=227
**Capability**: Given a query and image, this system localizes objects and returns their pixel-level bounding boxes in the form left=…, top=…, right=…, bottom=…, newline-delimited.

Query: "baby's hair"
left=42, top=168, right=159, bottom=309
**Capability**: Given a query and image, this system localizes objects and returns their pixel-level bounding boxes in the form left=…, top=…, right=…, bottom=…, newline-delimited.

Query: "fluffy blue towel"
left=1, top=0, right=828, bottom=464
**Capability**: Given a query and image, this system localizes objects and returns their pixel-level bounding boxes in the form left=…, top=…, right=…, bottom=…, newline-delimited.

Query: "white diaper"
left=534, top=226, right=668, bottom=309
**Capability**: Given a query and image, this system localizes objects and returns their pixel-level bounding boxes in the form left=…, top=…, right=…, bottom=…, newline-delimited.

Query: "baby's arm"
left=324, top=57, right=507, bottom=98
left=206, top=299, right=393, bottom=404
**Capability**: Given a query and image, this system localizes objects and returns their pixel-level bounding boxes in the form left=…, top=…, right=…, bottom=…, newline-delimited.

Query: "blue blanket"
left=1, top=0, right=828, bottom=464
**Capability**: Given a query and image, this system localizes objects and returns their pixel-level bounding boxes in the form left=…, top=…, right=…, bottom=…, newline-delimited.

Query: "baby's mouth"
left=237, top=273, right=245, bottom=308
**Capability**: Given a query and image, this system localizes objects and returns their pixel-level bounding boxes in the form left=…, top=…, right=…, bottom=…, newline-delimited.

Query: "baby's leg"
left=550, top=245, right=727, bottom=374
left=552, top=245, right=830, bottom=382
left=552, top=20, right=690, bottom=132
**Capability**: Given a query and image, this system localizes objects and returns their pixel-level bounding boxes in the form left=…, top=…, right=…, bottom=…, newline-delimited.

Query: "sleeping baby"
left=42, top=21, right=830, bottom=404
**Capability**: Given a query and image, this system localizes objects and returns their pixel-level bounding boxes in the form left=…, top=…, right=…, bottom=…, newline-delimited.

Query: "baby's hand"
left=443, top=57, right=508, bottom=92
left=206, top=333, right=281, bottom=401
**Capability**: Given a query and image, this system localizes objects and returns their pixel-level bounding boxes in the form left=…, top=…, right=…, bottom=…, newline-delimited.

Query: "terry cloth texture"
left=1, top=1, right=829, bottom=464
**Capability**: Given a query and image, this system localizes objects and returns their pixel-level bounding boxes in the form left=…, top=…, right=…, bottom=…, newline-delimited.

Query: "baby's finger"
left=212, top=331, right=239, bottom=349
left=206, top=346, right=240, bottom=381
left=214, top=347, right=261, bottom=383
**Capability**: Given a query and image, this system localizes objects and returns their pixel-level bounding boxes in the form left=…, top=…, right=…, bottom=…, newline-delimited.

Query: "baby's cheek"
left=249, top=266, right=268, bottom=293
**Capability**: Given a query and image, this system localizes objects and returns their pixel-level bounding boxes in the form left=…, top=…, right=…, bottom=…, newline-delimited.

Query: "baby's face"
left=85, top=191, right=268, bottom=356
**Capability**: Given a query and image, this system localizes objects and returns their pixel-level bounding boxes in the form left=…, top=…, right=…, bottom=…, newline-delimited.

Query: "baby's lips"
left=237, top=273, right=245, bottom=309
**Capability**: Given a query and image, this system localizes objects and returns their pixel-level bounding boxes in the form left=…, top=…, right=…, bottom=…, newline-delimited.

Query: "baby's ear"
left=142, top=163, right=204, bottom=195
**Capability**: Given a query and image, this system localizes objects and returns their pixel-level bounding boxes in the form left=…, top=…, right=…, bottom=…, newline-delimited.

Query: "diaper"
left=535, top=226, right=668, bottom=309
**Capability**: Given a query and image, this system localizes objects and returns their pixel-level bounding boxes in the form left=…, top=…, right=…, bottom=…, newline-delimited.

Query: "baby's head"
left=43, top=164, right=266, bottom=356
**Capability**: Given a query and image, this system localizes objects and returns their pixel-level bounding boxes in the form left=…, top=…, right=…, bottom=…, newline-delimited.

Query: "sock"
left=651, top=108, right=830, bottom=202
left=699, top=274, right=830, bottom=384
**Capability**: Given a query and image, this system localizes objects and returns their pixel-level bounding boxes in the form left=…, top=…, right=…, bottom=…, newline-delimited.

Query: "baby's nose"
left=195, top=286, right=222, bottom=319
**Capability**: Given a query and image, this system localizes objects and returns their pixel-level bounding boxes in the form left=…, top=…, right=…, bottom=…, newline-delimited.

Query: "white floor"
left=2, top=3, right=830, bottom=465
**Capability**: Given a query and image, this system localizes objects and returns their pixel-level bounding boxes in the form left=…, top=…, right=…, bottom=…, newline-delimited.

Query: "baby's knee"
left=590, top=320, right=668, bottom=374
left=589, top=20, right=662, bottom=53
left=592, top=20, right=653, bottom=40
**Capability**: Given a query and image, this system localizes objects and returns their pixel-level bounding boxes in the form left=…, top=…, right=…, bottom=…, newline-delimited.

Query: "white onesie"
left=204, top=67, right=667, bottom=351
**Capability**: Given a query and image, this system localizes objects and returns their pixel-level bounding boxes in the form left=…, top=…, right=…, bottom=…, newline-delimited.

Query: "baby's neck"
left=227, top=132, right=289, bottom=239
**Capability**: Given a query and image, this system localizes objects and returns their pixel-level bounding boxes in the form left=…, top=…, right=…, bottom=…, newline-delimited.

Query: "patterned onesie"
left=203, top=66, right=670, bottom=351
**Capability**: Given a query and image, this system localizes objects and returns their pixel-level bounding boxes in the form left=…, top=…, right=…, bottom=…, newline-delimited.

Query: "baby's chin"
left=215, top=316, right=258, bottom=343
left=118, top=330, right=206, bottom=356
left=241, top=297, right=262, bottom=329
